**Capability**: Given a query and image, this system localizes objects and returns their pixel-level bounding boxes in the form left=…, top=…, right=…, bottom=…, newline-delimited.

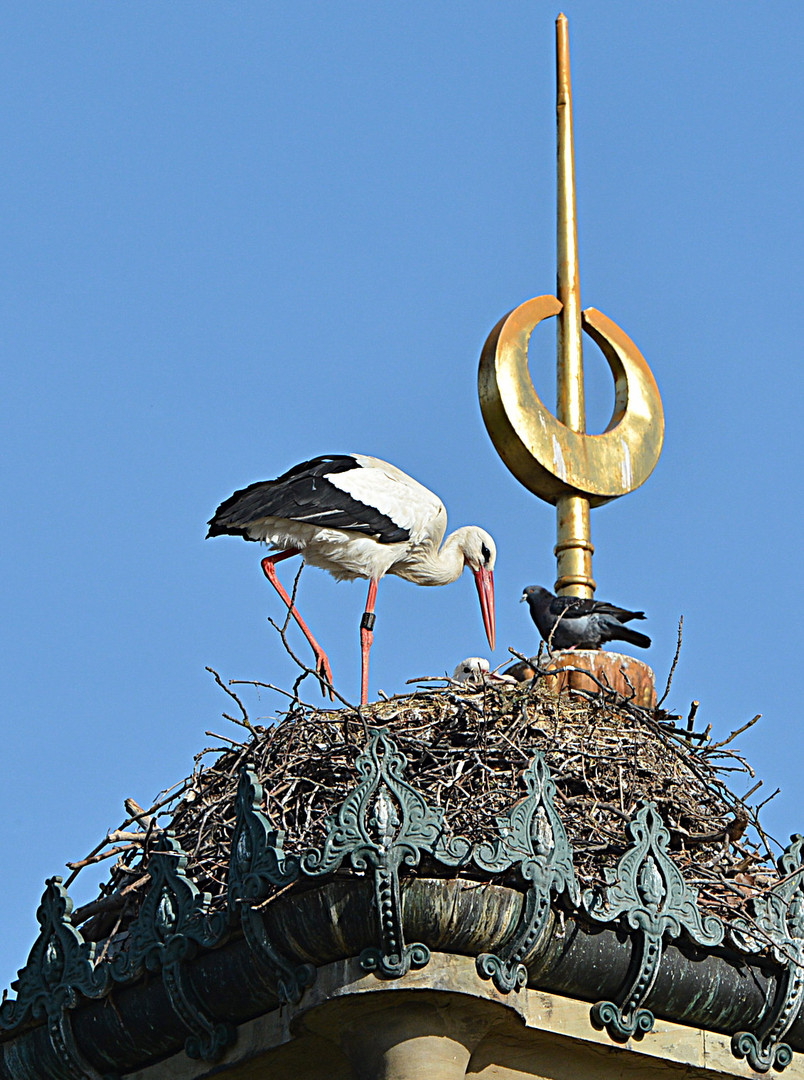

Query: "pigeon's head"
left=521, top=585, right=551, bottom=606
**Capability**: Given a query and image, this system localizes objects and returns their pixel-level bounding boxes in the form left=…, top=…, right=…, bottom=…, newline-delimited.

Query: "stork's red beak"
left=472, top=567, right=496, bottom=653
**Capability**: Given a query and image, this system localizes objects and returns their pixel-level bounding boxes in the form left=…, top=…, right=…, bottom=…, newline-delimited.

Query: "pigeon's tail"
left=612, top=624, right=652, bottom=649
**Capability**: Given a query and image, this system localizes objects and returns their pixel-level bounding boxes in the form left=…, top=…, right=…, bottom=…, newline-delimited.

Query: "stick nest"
left=68, top=672, right=781, bottom=952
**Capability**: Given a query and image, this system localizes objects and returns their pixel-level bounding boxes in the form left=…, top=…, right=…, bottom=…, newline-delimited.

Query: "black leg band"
left=361, top=612, right=376, bottom=632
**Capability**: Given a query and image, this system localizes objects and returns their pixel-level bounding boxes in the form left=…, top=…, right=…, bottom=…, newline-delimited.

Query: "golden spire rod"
left=556, top=12, right=585, bottom=436
left=554, top=12, right=593, bottom=598
left=478, top=13, right=664, bottom=599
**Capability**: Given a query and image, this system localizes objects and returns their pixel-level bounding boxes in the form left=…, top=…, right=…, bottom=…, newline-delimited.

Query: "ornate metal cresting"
left=302, top=728, right=472, bottom=977
left=229, top=768, right=315, bottom=1005
left=583, top=801, right=724, bottom=1041
left=474, top=752, right=579, bottom=992
left=109, top=832, right=233, bottom=1062
left=2, top=736, right=804, bottom=1075
left=0, top=877, right=112, bottom=1080
left=730, top=834, right=804, bottom=1073
left=478, top=14, right=664, bottom=597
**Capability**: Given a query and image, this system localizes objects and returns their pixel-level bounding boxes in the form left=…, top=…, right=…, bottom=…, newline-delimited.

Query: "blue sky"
left=1, top=3, right=802, bottom=990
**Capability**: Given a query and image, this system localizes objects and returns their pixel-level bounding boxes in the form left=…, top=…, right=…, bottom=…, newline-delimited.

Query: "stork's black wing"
left=206, top=454, right=411, bottom=544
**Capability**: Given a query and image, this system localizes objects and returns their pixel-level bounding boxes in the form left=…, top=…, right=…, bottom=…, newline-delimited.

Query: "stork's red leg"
left=360, top=579, right=379, bottom=706
left=261, top=552, right=334, bottom=699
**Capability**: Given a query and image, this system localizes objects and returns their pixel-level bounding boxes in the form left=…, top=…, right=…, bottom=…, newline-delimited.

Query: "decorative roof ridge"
left=1, top=731, right=802, bottom=1077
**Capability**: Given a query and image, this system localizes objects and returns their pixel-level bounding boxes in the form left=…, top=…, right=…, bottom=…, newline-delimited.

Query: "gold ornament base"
left=542, top=649, right=657, bottom=709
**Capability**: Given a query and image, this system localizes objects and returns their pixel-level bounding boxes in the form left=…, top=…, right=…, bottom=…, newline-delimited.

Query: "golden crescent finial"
left=479, top=301, right=664, bottom=504
left=478, top=14, right=664, bottom=597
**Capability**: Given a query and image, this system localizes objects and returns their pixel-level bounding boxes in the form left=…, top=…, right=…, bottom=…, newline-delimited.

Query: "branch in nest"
left=704, top=714, right=761, bottom=751
left=206, top=666, right=256, bottom=735
left=66, top=844, right=139, bottom=872
left=657, top=615, right=683, bottom=707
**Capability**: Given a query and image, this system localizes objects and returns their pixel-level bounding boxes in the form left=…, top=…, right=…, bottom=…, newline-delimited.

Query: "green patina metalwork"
left=0, top=733, right=802, bottom=1077
left=229, top=768, right=315, bottom=1004
left=301, top=728, right=472, bottom=977
left=583, top=800, right=724, bottom=1041
left=474, top=751, right=580, bottom=993
left=109, top=832, right=233, bottom=1063
left=730, top=834, right=804, bottom=1073
left=0, top=877, right=114, bottom=1079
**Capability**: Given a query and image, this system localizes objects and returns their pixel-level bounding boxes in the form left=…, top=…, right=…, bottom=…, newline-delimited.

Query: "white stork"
left=207, top=454, right=497, bottom=705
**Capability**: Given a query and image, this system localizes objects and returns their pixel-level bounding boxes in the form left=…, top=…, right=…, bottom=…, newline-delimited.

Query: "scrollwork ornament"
left=110, top=833, right=233, bottom=1062
left=228, top=769, right=300, bottom=904
left=110, top=833, right=225, bottom=979
left=583, top=801, right=723, bottom=1042
left=228, top=769, right=314, bottom=1005
left=0, top=877, right=115, bottom=1078
left=301, top=729, right=471, bottom=977
left=730, top=834, right=804, bottom=1073
left=161, top=963, right=235, bottom=1063
left=0, top=878, right=108, bottom=1032
left=475, top=752, right=580, bottom=993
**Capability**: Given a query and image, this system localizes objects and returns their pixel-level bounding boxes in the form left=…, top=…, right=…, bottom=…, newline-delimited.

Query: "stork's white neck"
left=392, top=529, right=473, bottom=587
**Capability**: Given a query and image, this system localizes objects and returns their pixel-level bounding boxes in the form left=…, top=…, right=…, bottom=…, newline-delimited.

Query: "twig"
left=231, top=678, right=355, bottom=715
left=66, top=845, right=138, bottom=871
left=706, top=715, right=761, bottom=751
left=124, top=798, right=153, bottom=830
left=64, top=782, right=191, bottom=888
left=267, top=614, right=356, bottom=712
left=657, top=615, right=683, bottom=707
left=206, top=667, right=256, bottom=735
left=686, top=701, right=700, bottom=731
left=230, top=679, right=320, bottom=711
left=755, top=787, right=781, bottom=812
left=205, top=730, right=250, bottom=748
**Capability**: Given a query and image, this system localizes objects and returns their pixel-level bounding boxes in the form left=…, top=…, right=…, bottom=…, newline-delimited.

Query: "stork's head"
left=452, top=657, right=491, bottom=686
left=459, top=527, right=496, bottom=652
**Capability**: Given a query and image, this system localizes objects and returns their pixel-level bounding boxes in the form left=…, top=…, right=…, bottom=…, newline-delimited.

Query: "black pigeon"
left=521, top=585, right=651, bottom=650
